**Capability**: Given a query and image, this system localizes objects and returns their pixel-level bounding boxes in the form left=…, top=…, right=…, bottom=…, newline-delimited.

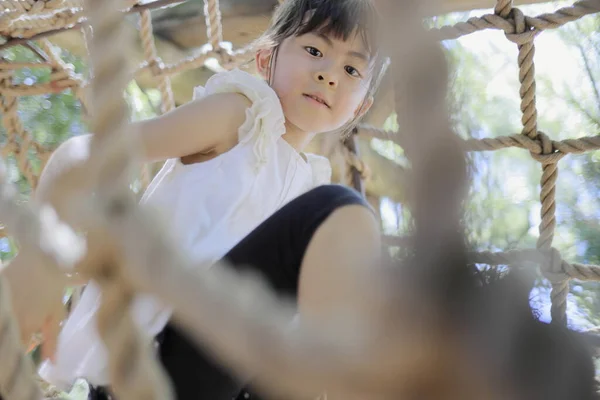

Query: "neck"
left=282, top=121, right=316, bottom=152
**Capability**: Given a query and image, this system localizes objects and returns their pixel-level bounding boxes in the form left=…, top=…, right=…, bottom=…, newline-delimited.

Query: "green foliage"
left=373, top=8, right=600, bottom=329
left=0, top=44, right=159, bottom=261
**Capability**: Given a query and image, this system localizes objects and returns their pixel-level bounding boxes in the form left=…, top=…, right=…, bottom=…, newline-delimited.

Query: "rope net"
left=0, top=0, right=599, bottom=398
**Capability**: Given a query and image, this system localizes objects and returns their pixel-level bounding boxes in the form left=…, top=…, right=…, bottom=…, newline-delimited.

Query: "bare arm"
left=1, top=91, right=251, bottom=354
left=137, top=92, right=251, bottom=162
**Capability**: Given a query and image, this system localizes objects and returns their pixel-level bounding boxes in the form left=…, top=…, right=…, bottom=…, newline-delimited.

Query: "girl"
left=4, top=0, right=387, bottom=398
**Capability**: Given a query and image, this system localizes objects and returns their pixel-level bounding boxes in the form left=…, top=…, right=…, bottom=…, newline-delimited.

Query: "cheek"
left=336, top=85, right=369, bottom=120
left=270, top=56, right=303, bottom=97
left=270, top=69, right=290, bottom=97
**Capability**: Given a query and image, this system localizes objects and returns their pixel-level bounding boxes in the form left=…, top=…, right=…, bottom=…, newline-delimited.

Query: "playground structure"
left=1, top=0, right=600, bottom=398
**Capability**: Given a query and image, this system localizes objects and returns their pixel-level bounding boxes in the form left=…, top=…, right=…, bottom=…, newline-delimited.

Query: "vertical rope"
left=0, top=72, right=39, bottom=189
left=497, top=0, right=567, bottom=325
left=0, top=265, right=42, bottom=400
left=139, top=10, right=175, bottom=114
left=532, top=135, right=568, bottom=325
left=515, top=23, right=538, bottom=139
left=203, top=0, right=223, bottom=51
left=82, top=0, right=173, bottom=398
left=37, top=38, right=91, bottom=121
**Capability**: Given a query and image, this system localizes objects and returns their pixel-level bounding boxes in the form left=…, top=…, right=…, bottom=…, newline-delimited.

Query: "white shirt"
left=39, top=69, right=332, bottom=390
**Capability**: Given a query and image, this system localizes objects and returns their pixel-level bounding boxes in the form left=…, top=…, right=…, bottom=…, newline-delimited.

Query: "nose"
left=314, top=71, right=338, bottom=88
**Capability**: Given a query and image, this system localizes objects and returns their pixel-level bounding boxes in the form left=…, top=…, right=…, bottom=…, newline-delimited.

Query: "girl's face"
left=256, top=31, right=374, bottom=135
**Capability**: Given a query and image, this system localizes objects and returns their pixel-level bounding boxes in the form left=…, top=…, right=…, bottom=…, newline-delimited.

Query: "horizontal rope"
left=136, top=44, right=254, bottom=78
left=0, top=0, right=183, bottom=44
left=357, top=125, right=600, bottom=161
left=431, top=0, right=600, bottom=41
left=471, top=248, right=600, bottom=283
left=0, top=61, right=54, bottom=70
left=1, top=78, right=82, bottom=96
left=0, top=8, right=82, bottom=38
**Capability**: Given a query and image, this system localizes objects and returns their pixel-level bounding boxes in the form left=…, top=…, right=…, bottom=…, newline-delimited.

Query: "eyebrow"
left=317, top=33, right=370, bottom=62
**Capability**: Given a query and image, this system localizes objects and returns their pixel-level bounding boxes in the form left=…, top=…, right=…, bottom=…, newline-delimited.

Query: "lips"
left=303, top=93, right=330, bottom=108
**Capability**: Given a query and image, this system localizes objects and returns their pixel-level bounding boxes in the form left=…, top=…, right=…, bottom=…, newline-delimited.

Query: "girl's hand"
left=2, top=253, right=69, bottom=362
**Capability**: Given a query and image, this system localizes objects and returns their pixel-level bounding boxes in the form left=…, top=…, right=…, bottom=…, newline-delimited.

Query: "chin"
left=286, top=118, right=326, bottom=135
left=288, top=115, right=342, bottom=134
left=283, top=104, right=338, bottom=134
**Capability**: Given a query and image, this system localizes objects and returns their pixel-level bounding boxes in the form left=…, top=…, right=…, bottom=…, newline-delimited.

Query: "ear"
left=255, top=49, right=273, bottom=80
left=354, top=95, right=374, bottom=119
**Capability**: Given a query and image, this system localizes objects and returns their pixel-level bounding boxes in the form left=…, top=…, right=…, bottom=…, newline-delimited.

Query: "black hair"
left=254, top=0, right=389, bottom=136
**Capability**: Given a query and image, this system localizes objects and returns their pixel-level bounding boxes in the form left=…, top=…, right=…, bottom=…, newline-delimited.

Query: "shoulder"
left=194, top=68, right=286, bottom=149
left=197, top=69, right=279, bottom=105
left=196, top=69, right=284, bottom=133
left=186, top=69, right=272, bottom=123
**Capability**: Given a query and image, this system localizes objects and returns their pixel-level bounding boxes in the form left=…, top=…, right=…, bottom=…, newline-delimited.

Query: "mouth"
left=303, top=93, right=330, bottom=109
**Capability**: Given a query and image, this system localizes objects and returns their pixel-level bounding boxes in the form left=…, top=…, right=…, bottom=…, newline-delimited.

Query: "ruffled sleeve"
left=192, top=69, right=286, bottom=167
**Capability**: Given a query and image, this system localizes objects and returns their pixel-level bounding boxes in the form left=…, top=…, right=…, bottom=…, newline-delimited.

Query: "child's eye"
left=345, top=66, right=361, bottom=77
left=305, top=46, right=323, bottom=57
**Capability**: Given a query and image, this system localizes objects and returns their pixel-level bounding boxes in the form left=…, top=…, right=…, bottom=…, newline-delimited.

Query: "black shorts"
left=88, top=184, right=370, bottom=400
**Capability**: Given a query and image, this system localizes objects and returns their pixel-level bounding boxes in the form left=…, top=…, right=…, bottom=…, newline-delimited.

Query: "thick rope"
left=357, top=0, right=599, bottom=326
left=431, top=0, right=600, bottom=40
left=0, top=72, right=41, bottom=189
left=2, top=1, right=597, bottom=45
left=495, top=0, right=565, bottom=325
left=0, top=155, right=83, bottom=400
left=136, top=44, right=252, bottom=77
left=0, top=0, right=67, bottom=35
left=75, top=0, right=173, bottom=398
left=470, top=249, right=600, bottom=282
left=203, top=0, right=223, bottom=51
left=1, top=8, right=83, bottom=40
left=37, top=39, right=90, bottom=114
left=360, top=126, right=600, bottom=157
left=139, top=10, right=175, bottom=114
left=0, top=274, right=41, bottom=400
left=0, top=2, right=597, bottom=393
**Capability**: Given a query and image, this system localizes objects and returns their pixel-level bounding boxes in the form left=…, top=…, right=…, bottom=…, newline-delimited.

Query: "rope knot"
left=539, top=247, right=568, bottom=284
left=146, top=57, right=164, bottom=76
left=504, top=8, right=538, bottom=45
left=215, top=47, right=233, bottom=66
left=529, top=131, right=565, bottom=164
left=494, top=0, right=512, bottom=18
